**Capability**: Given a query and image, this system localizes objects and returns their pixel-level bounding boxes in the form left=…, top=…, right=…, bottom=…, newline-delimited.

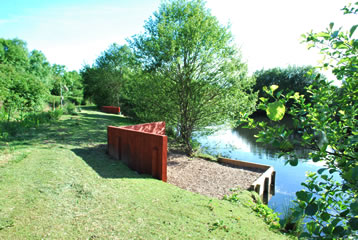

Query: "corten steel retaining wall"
left=107, top=122, right=167, bottom=182
left=218, top=157, right=276, bottom=204
left=101, top=106, right=120, bottom=114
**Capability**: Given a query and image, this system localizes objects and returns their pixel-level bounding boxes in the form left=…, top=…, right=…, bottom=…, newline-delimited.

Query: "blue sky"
left=0, top=0, right=355, bottom=76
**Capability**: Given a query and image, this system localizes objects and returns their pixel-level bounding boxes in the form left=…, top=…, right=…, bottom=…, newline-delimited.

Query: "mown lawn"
left=0, top=107, right=291, bottom=239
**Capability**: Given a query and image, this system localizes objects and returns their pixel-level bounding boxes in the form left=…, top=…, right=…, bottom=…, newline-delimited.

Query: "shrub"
left=64, top=103, right=77, bottom=115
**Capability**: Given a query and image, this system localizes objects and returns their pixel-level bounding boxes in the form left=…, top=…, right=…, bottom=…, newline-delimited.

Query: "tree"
left=240, top=2, right=358, bottom=238
left=0, top=64, right=47, bottom=120
left=81, top=44, right=138, bottom=108
left=28, top=50, right=53, bottom=88
left=253, top=65, right=324, bottom=109
left=63, top=71, right=83, bottom=105
left=129, top=0, right=256, bottom=154
left=0, top=38, right=49, bottom=120
left=0, top=38, right=29, bottom=69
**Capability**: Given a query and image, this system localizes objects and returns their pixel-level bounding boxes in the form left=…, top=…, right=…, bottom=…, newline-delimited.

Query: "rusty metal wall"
left=107, top=122, right=167, bottom=182
left=101, top=106, right=120, bottom=114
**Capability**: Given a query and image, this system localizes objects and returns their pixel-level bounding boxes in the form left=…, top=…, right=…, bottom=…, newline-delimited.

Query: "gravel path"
left=167, top=152, right=264, bottom=199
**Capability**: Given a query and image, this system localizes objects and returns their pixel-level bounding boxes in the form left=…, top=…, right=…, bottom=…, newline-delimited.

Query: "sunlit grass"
left=0, top=107, right=290, bottom=239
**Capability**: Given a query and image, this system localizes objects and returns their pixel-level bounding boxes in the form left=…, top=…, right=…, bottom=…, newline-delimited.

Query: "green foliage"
left=253, top=65, right=324, bottom=109
left=279, top=203, right=304, bottom=236
left=209, top=220, right=230, bottom=232
left=0, top=38, right=29, bottom=68
left=266, top=101, right=285, bottom=121
left=223, top=188, right=281, bottom=231
left=240, top=2, right=358, bottom=239
left=22, top=109, right=63, bottom=127
left=64, top=102, right=78, bottom=115
left=0, top=37, right=84, bottom=122
left=81, top=44, right=137, bottom=109
left=251, top=203, right=281, bottom=230
left=129, top=0, right=256, bottom=154
left=0, top=64, right=48, bottom=120
left=0, top=109, right=63, bottom=140
left=51, top=66, right=84, bottom=106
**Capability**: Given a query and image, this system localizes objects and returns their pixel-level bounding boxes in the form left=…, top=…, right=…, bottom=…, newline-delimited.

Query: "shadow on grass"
left=71, top=144, right=149, bottom=179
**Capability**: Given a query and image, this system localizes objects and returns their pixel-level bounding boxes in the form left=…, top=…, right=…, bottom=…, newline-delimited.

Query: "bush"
left=0, top=107, right=8, bottom=121
left=0, top=121, right=20, bottom=139
left=64, top=103, right=77, bottom=115
left=22, top=109, right=63, bottom=127
left=253, top=66, right=325, bottom=110
left=66, top=96, right=83, bottom=105
left=47, top=95, right=61, bottom=109
left=48, top=109, right=63, bottom=121
left=0, top=109, right=63, bottom=140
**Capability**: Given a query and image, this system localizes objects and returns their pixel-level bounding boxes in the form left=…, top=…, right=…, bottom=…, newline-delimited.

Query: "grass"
left=0, top=107, right=292, bottom=239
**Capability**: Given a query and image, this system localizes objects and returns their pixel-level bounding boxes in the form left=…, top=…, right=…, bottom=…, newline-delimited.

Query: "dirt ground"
left=167, top=152, right=264, bottom=199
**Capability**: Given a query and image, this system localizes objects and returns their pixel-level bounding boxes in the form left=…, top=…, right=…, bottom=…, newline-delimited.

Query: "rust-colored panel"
left=101, top=106, right=121, bottom=114
left=107, top=122, right=168, bottom=182
left=121, top=122, right=165, bottom=135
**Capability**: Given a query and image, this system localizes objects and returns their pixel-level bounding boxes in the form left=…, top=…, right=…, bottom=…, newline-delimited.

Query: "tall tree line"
left=0, top=38, right=83, bottom=121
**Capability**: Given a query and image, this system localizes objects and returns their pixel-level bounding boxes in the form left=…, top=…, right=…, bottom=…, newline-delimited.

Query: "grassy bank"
left=0, top=107, right=290, bottom=239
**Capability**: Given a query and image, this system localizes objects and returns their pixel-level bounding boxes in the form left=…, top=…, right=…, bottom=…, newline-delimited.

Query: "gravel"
left=167, top=152, right=265, bottom=199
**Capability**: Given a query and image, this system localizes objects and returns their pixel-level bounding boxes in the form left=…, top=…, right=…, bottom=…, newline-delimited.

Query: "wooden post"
left=263, top=177, right=269, bottom=204
left=270, top=171, right=276, bottom=195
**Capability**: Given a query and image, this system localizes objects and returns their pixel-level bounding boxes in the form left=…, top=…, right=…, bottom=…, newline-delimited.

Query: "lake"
left=195, top=125, right=324, bottom=214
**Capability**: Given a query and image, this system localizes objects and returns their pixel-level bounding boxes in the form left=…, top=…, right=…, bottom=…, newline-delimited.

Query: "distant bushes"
left=253, top=66, right=326, bottom=111
left=0, top=109, right=63, bottom=140
left=47, top=95, right=83, bottom=110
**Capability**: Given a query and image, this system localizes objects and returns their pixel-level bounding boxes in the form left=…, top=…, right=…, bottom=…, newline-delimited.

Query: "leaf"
left=266, top=101, right=285, bottom=121
left=348, top=218, right=358, bottom=231
left=350, top=24, right=358, bottom=37
left=352, top=166, right=358, bottom=181
left=332, top=226, right=344, bottom=236
left=316, top=32, right=331, bottom=38
left=299, top=232, right=311, bottom=238
left=296, top=190, right=311, bottom=202
left=350, top=200, right=358, bottom=215
left=312, top=155, right=320, bottom=162
left=331, top=218, right=341, bottom=227
left=289, top=158, right=298, bottom=166
left=269, top=85, right=279, bottom=92
left=329, top=22, right=334, bottom=30
left=334, top=41, right=349, bottom=49
left=339, top=209, right=350, bottom=217
left=306, top=222, right=316, bottom=233
left=305, top=203, right=318, bottom=216
left=328, top=169, right=336, bottom=174
left=320, top=212, right=330, bottom=221
left=322, top=226, right=333, bottom=235
left=317, top=168, right=327, bottom=174
left=259, top=97, right=267, bottom=102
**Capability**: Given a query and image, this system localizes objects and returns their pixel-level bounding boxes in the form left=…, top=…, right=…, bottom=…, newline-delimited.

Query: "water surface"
left=195, top=126, right=324, bottom=214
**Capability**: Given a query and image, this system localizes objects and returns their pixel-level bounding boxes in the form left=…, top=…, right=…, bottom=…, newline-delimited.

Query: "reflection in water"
left=194, top=125, right=322, bottom=215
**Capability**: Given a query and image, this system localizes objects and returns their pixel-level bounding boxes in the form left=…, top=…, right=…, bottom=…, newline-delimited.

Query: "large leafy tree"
left=129, top=0, right=256, bottom=154
left=0, top=38, right=48, bottom=119
left=81, top=44, right=138, bottom=108
left=241, top=2, right=358, bottom=238
left=0, top=38, right=29, bottom=69
left=28, top=50, right=53, bottom=88
left=0, top=64, right=47, bottom=120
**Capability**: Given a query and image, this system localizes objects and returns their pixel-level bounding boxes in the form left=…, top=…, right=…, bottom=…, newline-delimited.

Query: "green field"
left=0, top=107, right=290, bottom=239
